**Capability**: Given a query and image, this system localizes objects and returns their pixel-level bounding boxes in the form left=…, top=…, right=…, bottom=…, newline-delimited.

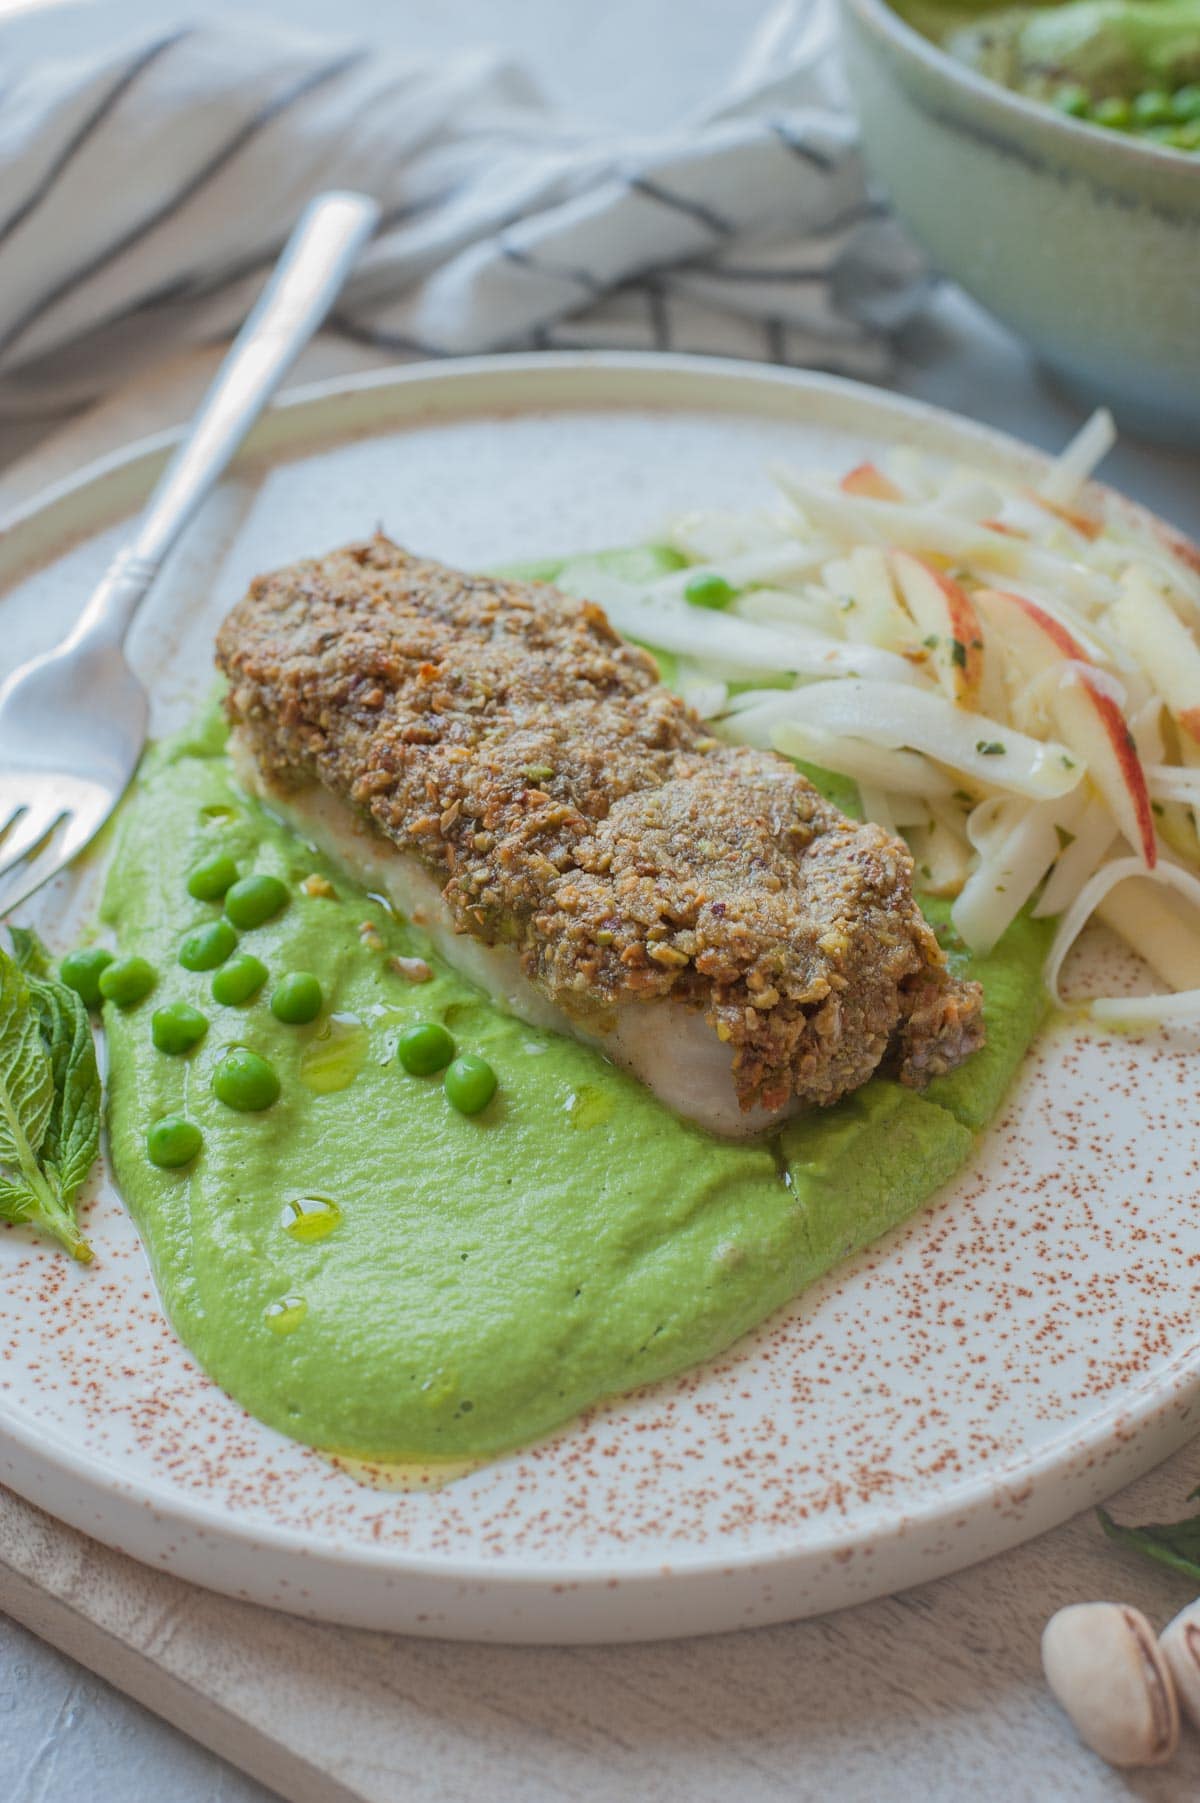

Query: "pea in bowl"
left=840, top=0, right=1200, bottom=443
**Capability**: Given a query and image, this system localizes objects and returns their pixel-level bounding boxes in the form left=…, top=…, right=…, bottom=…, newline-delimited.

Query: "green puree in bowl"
left=99, top=550, right=1051, bottom=1466
left=894, top=0, right=1200, bottom=149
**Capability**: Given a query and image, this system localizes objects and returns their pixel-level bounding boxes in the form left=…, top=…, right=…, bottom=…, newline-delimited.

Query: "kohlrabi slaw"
left=564, top=411, right=1200, bottom=1027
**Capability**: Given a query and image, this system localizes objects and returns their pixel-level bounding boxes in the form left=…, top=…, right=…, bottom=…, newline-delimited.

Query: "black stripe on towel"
left=646, top=282, right=671, bottom=352
left=0, top=31, right=193, bottom=252
left=111, top=187, right=461, bottom=324
left=686, top=262, right=830, bottom=285
left=769, top=119, right=837, bottom=174
left=0, top=48, right=367, bottom=365
left=500, top=241, right=604, bottom=299
left=327, top=309, right=449, bottom=360
left=626, top=176, right=732, bottom=238
left=812, top=199, right=886, bottom=236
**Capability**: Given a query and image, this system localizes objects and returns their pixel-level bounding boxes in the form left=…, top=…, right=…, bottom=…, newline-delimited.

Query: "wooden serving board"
left=7, top=1465, right=1200, bottom=1803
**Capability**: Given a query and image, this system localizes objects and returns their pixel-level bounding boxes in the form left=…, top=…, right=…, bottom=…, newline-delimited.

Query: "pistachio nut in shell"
left=1160, top=1600, right=1200, bottom=1733
left=1041, top=1602, right=1179, bottom=1769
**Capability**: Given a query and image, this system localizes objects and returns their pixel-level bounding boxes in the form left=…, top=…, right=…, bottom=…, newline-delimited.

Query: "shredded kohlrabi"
left=561, top=409, right=1200, bottom=1024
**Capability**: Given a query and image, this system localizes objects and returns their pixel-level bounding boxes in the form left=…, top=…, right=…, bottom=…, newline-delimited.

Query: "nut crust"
left=217, top=536, right=984, bottom=1112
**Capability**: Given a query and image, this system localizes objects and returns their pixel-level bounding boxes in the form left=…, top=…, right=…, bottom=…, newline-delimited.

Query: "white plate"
left=2, top=353, right=1197, bottom=1644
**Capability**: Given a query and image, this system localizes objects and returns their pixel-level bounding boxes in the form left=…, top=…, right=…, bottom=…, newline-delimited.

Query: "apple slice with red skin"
left=841, top=462, right=902, bottom=501
left=974, top=585, right=1083, bottom=671
left=891, top=550, right=985, bottom=705
left=1051, top=677, right=1156, bottom=869
left=1110, top=569, right=1200, bottom=751
left=1026, top=489, right=1103, bottom=541
left=975, top=586, right=1156, bottom=868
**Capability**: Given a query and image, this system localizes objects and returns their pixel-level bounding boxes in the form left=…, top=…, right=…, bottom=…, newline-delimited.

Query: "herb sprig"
left=1099, top=1492, right=1200, bottom=1584
left=0, top=931, right=99, bottom=1263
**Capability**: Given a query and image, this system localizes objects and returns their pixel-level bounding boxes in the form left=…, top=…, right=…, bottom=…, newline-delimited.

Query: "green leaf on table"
left=1098, top=1505, right=1200, bottom=1583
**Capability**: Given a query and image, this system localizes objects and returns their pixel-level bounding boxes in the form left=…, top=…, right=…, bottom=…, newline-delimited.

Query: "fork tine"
left=55, top=808, right=104, bottom=867
left=0, top=823, right=71, bottom=919
left=0, top=805, right=65, bottom=884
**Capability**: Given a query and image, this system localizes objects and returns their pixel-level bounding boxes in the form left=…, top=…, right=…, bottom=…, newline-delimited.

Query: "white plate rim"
left=2, top=350, right=1197, bottom=1631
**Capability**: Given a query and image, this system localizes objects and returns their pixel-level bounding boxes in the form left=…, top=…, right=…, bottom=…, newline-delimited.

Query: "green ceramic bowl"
left=840, top=0, right=1200, bottom=444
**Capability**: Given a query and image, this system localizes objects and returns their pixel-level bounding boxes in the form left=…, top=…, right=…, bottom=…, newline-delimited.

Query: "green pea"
left=683, top=572, right=737, bottom=611
left=212, top=954, right=268, bottom=1006
left=270, top=972, right=323, bottom=1025
left=1052, top=82, right=1090, bottom=117
left=444, top=1053, right=497, bottom=1115
left=151, top=1001, right=209, bottom=1055
left=98, top=956, right=157, bottom=1008
left=59, top=946, right=114, bottom=1009
left=1132, top=89, right=1173, bottom=128
left=186, top=852, right=239, bottom=901
left=179, top=918, right=238, bottom=972
left=146, top=1114, right=203, bottom=1169
left=1171, top=84, right=1200, bottom=122
left=1090, top=95, right=1132, bottom=129
left=225, top=873, right=289, bottom=929
left=396, top=1020, right=455, bottom=1075
left=212, top=1047, right=281, bottom=1112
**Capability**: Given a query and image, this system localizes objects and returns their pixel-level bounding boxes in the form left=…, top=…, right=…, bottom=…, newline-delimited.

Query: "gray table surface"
left=2, top=2, right=1198, bottom=1800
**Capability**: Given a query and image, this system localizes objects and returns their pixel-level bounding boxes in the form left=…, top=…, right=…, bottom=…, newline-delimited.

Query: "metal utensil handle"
left=74, top=189, right=379, bottom=648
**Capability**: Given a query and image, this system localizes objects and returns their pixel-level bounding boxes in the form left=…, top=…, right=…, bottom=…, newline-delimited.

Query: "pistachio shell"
left=1042, top=1602, right=1179, bottom=1769
left=1160, top=1601, right=1200, bottom=1732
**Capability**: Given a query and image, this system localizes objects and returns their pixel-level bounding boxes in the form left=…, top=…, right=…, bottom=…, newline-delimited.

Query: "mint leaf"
left=0, top=950, right=54, bottom=1177
left=0, top=946, right=94, bottom=1263
left=0, top=1173, right=39, bottom=1224
left=0, top=1164, right=92, bottom=1264
left=1099, top=1505, right=1200, bottom=1583
left=8, top=926, right=51, bottom=977
left=28, top=973, right=101, bottom=1206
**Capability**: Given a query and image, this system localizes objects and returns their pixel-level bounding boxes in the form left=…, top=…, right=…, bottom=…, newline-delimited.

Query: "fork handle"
left=71, top=190, right=380, bottom=650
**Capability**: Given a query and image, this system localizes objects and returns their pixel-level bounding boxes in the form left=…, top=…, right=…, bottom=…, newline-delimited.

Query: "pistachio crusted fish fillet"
left=216, top=537, right=984, bottom=1136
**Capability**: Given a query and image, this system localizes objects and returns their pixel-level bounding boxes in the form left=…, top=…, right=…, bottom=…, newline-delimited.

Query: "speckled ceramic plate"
left=2, top=354, right=1198, bottom=1644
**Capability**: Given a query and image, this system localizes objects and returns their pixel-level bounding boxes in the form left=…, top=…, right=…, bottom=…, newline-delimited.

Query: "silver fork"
left=0, top=188, right=380, bottom=919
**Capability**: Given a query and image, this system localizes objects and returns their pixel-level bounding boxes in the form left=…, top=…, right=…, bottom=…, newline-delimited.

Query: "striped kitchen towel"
left=0, top=0, right=927, bottom=423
